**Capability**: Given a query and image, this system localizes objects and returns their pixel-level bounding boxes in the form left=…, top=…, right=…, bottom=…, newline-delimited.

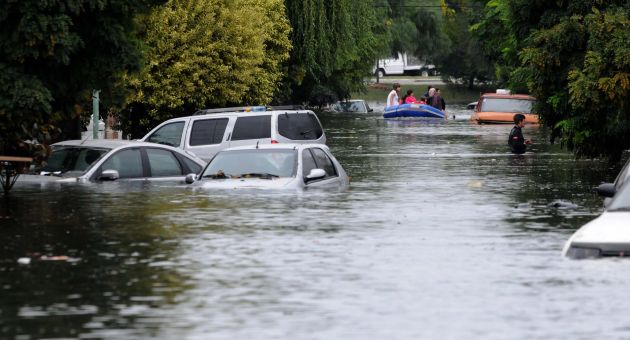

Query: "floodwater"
left=1, top=106, right=627, bottom=339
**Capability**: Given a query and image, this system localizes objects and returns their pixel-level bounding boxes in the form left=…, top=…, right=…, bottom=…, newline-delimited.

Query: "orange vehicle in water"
left=470, top=90, right=539, bottom=124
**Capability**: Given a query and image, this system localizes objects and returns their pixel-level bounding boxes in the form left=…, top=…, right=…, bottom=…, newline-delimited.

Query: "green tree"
left=469, top=0, right=517, bottom=87
left=120, top=0, right=292, bottom=136
left=475, top=0, right=630, bottom=160
left=438, top=0, right=494, bottom=88
left=0, top=0, right=161, bottom=156
left=516, top=1, right=630, bottom=159
left=384, top=0, right=448, bottom=63
left=282, top=0, right=381, bottom=105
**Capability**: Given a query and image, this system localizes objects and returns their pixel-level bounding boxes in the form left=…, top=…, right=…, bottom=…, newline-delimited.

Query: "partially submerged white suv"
left=140, top=106, right=326, bottom=161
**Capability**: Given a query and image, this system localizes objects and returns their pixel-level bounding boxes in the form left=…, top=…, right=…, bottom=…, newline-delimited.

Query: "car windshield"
left=614, top=159, right=630, bottom=190
left=202, top=149, right=297, bottom=178
left=480, top=98, right=534, bottom=113
left=41, top=146, right=110, bottom=175
left=334, top=101, right=366, bottom=113
left=608, top=183, right=630, bottom=211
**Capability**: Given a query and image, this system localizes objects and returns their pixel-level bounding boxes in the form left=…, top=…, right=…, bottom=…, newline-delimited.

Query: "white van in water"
left=140, top=106, right=326, bottom=162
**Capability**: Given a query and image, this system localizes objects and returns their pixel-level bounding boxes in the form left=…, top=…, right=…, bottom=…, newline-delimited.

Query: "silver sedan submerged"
left=187, top=144, right=349, bottom=190
left=20, top=139, right=205, bottom=183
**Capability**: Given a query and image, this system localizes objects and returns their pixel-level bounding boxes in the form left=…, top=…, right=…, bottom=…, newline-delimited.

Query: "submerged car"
left=596, top=158, right=630, bottom=207
left=20, top=140, right=205, bottom=183
left=187, top=144, right=349, bottom=190
left=470, top=89, right=539, bottom=124
left=563, top=181, right=630, bottom=259
left=331, top=100, right=373, bottom=113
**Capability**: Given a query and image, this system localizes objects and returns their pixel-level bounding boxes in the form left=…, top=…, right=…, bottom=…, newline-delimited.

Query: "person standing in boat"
left=426, top=87, right=434, bottom=105
left=423, top=85, right=433, bottom=99
left=387, top=83, right=401, bottom=107
left=435, top=88, right=446, bottom=110
left=427, top=88, right=444, bottom=111
left=508, top=114, right=532, bottom=154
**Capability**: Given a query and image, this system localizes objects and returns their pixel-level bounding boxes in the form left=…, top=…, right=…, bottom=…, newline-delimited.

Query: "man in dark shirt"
left=508, top=114, right=532, bottom=154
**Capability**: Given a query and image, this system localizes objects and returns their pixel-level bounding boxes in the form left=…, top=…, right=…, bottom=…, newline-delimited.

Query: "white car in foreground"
left=563, top=182, right=630, bottom=259
left=187, top=144, right=349, bottom=190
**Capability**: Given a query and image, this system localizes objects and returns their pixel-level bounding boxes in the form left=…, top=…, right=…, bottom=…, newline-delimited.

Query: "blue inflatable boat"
left=383, top=104, right=445, bottom=119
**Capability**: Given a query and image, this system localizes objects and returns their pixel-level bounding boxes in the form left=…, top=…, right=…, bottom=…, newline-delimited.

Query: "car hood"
left=566, top=211, right=630, bottom=245
left=195, top=177, right=298, bottom=189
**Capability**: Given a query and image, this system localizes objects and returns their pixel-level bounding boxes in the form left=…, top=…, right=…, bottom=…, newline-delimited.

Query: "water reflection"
left=1, top=105, right=627, bottom=339
left=0, top=184, right=192, bottom=339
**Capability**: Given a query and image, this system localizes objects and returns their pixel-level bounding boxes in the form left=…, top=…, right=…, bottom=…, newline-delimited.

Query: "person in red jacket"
left=402, top=89, right=418, bottom=104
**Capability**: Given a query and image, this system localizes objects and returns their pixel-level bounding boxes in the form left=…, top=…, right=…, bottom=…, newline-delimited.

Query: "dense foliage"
left=0, top=0, right=161, bottom=156
left=470, top=0, right=521, bottom=88
left=438, top=0, right=495, bottom=88
left=120, top=0, right=291, bottom=136
left=384, top=0, right=448, bottom=64
left=475, top=0, right=630, bottom=160
left=282, top=0, right=382, bottom=105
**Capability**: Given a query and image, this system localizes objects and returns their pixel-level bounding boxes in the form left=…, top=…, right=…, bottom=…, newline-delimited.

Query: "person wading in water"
left=508, top=113, right=532, bottom=154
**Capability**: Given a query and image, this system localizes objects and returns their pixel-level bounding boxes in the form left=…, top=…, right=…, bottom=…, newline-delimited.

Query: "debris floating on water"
left=547, top=200, right=578, bottom=209
left=40, top=255, right=70, bottom=261
left=467, top=180, right=484, bottom=188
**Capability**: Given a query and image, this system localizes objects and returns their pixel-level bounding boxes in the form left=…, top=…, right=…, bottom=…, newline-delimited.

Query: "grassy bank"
left=351, top=81, right=492, bottom=104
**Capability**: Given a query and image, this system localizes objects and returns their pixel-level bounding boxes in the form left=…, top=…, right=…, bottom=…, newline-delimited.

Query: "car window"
left=100, top=149, right=143, bottom=178
left=231, top=115, right=271, bottom=140
left=614, top=159, right=630, bottom=190
left=43, top=147, right=109, bottom=173
left=202, top=149, right=296, bottom=177
left=147, top=122, right=185, bottom=147
left=311, top=148, right=337, bottom=177
left=189, top=118, right=229, bottom=146
left=339, top=102, right=365, bottom=112
left=608, top=181, right=630, bottom=211
left=480, top=98, right=534, bottom=113
left=181, top=157, right=202, bottom=174
left=302, top=149, right=318, bottom=178
left=74, top=149, right=106, bottom=171
left=278, top=113, right=323, bottom=140
left=146, top=148, right=183, bottom=177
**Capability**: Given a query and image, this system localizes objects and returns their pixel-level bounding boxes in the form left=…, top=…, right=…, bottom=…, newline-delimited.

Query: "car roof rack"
left=193, top=106, right=264, bottom=115
left=193, top=105, right=306, bottom=115
left=267, top=105, right=306, bottom=110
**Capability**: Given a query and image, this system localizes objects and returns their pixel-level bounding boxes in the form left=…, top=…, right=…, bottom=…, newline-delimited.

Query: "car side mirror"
left=305, top=168, right=326, bottom=182
left=596, top=183, right=616, bottom=198
left=99, top=169, right=119, bottom=181
left=368, top=108, right=373, bottom=112
left=185, top=173, right=198, bottom=184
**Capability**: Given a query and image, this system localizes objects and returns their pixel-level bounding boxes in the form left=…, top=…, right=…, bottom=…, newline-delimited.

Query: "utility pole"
left=92, top=90, right=100, bottom=139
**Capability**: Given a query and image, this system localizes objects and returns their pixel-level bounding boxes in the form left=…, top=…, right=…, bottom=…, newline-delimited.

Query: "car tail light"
left=271, top=140, right=279, bottom=144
